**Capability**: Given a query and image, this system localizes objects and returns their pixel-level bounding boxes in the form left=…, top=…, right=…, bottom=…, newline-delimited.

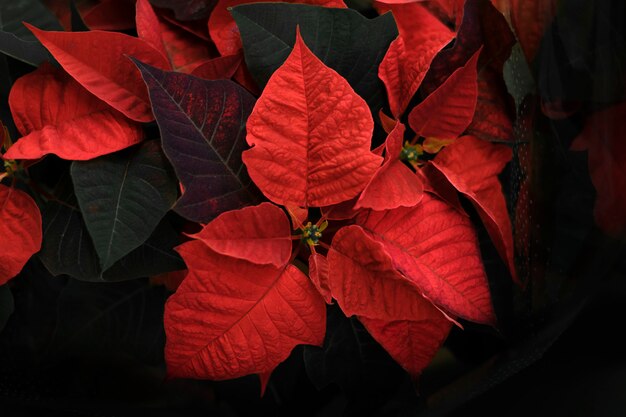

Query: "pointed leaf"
left=309, top=253, right=331, bottom=304
left=133, top=60, right=258, bottom=223
left=26, top=24, right=169, bottom=122
left=358, top=316, right=451, bottom=378
left=356, top=195, right=495, bottom=325
left=378, top=5, right=454, bottom=117
left=39, top=186, right=184, bottom=282
left=467, top=67, right=514, bottom=142
left=408, top=49, right=481, bottom=140
left=4, top=64, right=143, bottom=161
left=71, top=141, right=178, bottom=270
left=431, top=136, right=517, bottom=282
left=190, top=54, right=241, bottom=80
left=242, top=31, right=381, bottom=207
left=510, top=0, right=558, bottom=63
left=422, top=0, right=515, bottom=95
left=81, top=0, right=136, bottom=31
left=136, top=0, right=213, bottom=73
left=231, top=3, right=397, bottom=113
left=0, top=185, right=42, bottom=285
left=165, top=240, right=326, bottom=380
left=210, top=0, right=345, bottom=56
left=192, top=202, right=292, bottom=267
left=328, top=225, right=452, bottom=376
left=356, top=123, right=423, bottom=210
left=150, top=0, right=215, bottom=21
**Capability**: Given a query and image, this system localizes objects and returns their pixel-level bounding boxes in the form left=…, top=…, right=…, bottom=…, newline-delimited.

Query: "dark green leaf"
left=0, top=0, right=60, bottom=66
left=39, top=175, right=183, bottom=282
left=0, top=285, right=14, bottom=333
left=232, top=3, right=397, bottom=114
left=71, top=141, right=177, bottom=270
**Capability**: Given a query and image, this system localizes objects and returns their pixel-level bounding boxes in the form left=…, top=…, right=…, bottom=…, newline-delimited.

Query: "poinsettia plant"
left=2, top=0, right=623, bottom=412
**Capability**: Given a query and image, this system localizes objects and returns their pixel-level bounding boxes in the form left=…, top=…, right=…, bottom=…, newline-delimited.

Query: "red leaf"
left=209, top=0, right=347, bottom=56
left=309, top=253, right=331, bottom=304
left=136, top=0, right=214, bottom=73
left=379, top=109, right=397, bottom=134
left=571, top=102, right=626, bottom=237
left=408, top=49, right=480, bottom=140
left=243, top=30, right=381, bottom=207
left=356, top=123, right=423, bottom=210
left=356, top=195, right=495, bottom=325
left=190, top=54, right=242, bottom=80
left=378, top=5, right=454, bottom=117
left=286, top=205, right=308, bottom=229
left=467, top=68, right=514, bottom=142
left=0, top=185, right=42, bottom=285
left=26, top=23, right=170, bottom=122
left=510, top=0, right=558, bottom=63
left=320, top=197, right=360, bottom=221
left=82, top=0, right=136, bottom=31
left=4, top=64, right=143, bottom=161
left=165, top=240, right=326, bottom=380
left=328, top=225, right=452, bottom=376
left=192, top=203, right=292, bottom=267
left=431, top=136, right=517, bottom=282
left=359, top=317, right=451, bottom=378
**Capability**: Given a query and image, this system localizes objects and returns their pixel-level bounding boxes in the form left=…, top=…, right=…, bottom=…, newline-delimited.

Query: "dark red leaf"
left=82, top=0, right=136, bottom=31
left=0, top=185, right=42, bottom=285
left=150, top=0, right=216, bottom=21
left=356, top=123, right=423, bottom=210
left=192, top=203, right=292, bottom=267
left=208, top=0, right=346, bottom=57
left=467, top=67, right=514, bottom=142
left=190, top=54, right=242, bottom=80
left=134, top=61, right=258, bottom=223
left=151, top=269, right=188, bottom=291
left=509, top=0, right=558, bottom=63
left=136, top=0, right=213, bottom=73
left=571, top=102, right=626, bottom=237
left=4, top=64, right=143, bottom=161
left=328, top=225, right=452, bottom=376
left=378, top=4, right=454, bottom=117
left=26, top=23, right=169, bottom=122
left=408, top=48, right=480, bottom=140
left=356, top=195, right=495, bottom=325
left=242, top=30, right=381, bottom=207
left=430, top=136, right=517, bottom=282
left=422, top=0, right=514, bottom=95
left=165, top=240, right=326, bottom=381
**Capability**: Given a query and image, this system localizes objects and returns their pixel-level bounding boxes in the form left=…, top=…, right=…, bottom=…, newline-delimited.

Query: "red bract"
left=408, top=48, right=480, bottom=140
left=356, top=122, right=423, bottom=210
left=189, top=54, right=242, bottom=80
left=208, top=0, right=346, bottom=57
left=82, top=0, right=136, bottom=31
left=26, top=23, right=169, bottom=122
left=243, top=30, right=381, bottom=207
left=192, top=203, right=292, bottom=267
left=429, top=136, right=517, bottom=282
left=328, top=225, right=452, bottom=377
left=0, top=185, right=42, bottom=285
left=508, top=0, right=558, bottom=63
left=136, top=0, right=213, bottom=73
left=378, top=3, right=454, bottom=117
left=467, top=68, right=514, bottom=142
left=309, top=253, right=332, bottom=304
left=571, top=102, right=626, bottom=237
left=165, top=240, right=326, bottom=382
left=356, top=194, right=496, bottom=325
left=4, top=64, right=143, bottom=161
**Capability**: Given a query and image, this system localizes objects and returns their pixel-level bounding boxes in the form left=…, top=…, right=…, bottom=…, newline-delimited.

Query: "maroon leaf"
left=133, top=60, right=258, bottom=222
